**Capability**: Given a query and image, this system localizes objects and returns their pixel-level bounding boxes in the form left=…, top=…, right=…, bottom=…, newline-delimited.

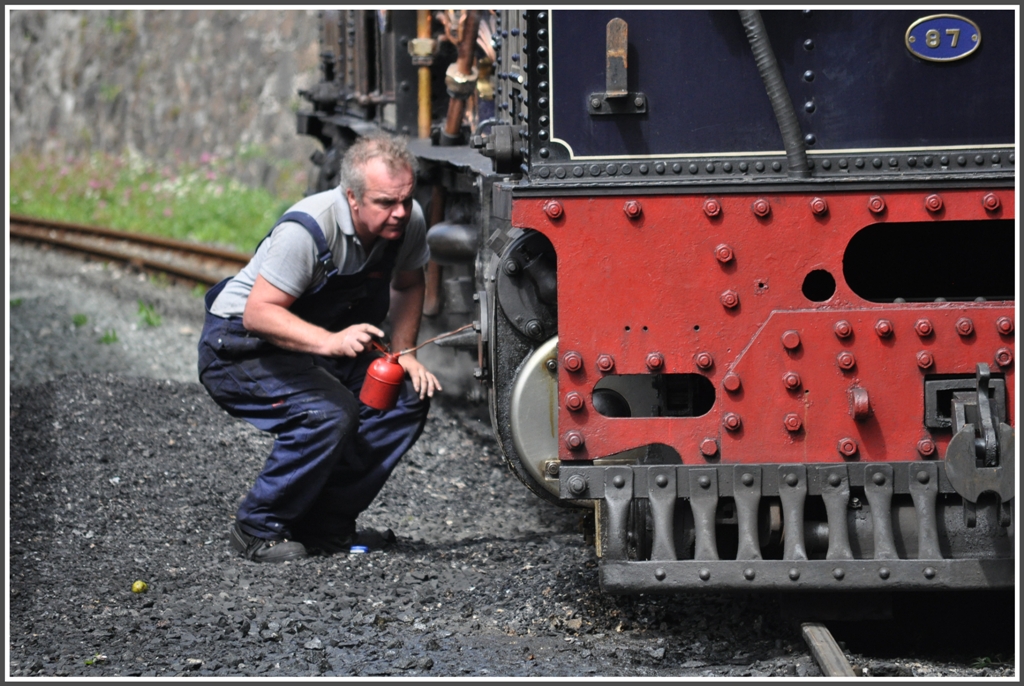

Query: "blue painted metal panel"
left=548, top=9, right=1014, bottom=159
left=550, top=10, right=782, bottom=158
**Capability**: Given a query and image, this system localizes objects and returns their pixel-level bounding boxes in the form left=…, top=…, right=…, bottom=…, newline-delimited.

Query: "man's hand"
left=325, top=323, right=385, bottom=358
left=398, top=354, right=442, bottom=399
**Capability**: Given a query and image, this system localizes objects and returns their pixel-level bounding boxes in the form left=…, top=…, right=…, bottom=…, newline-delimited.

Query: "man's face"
left=346, top=158, right=415, bottom=243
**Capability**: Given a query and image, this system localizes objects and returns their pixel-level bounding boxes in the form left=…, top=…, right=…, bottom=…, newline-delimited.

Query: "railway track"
left=9, top=213, right=252, bottom=287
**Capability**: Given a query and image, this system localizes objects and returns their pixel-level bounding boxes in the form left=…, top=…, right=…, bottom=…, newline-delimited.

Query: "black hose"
left=738, top=10, right=810, bottom=179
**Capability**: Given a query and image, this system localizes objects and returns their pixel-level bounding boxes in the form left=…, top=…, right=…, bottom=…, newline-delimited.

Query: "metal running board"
left=569, top=461, right=1011, bottom=592
left=599, top=558, right=1014, bottom=592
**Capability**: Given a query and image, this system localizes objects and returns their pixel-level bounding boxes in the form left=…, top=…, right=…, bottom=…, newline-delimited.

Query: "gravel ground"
left=6, top=240, right=1018, bottom=679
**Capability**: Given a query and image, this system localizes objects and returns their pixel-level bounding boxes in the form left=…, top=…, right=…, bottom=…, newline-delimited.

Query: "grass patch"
left=99, top=329, right=120, bottom=344
left=137, top=300, right=162, bottom=327
left=9, top=147, right=306, bottom=253
left=72, top=313, right=89, bottom=328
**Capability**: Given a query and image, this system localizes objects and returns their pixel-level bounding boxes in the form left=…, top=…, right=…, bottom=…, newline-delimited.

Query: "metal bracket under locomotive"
left=296, top=9, right=1015, bottom=594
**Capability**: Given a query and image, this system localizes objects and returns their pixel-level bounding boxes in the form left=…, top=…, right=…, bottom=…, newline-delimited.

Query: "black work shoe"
left=229, top=523, right=308, bottom=563
left=302, top=527, right=397, bottom=556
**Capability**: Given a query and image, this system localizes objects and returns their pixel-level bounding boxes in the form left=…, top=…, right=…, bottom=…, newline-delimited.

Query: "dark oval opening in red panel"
left=843, top=220, right=1015, bottom=303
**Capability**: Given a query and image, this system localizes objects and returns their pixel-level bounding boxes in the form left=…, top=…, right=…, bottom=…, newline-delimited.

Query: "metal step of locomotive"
left=561, top=460, right=1014, bottom=592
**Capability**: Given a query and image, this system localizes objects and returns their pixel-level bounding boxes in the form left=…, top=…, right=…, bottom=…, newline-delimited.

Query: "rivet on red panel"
left=874, top=319, right=893, bottom=338
left=722, top=413, right=742, bottom=431
left=645, top=352, right=665, bottom=371
left=700, top=438, right=719, bottom=457
left=995, top=348, right=1013, bottom=367
left=563, top=430, right=585, bottom=451
left=996, top=316, right=1014, bottom=335
left=916, top=350, right=935, bottom=369
left=715, top=244, right=734, bottom=263
left=914, top=318, right=934, bottom=337
left=781, top=330, right=801, bottom=350
left=722, top=372, right=742, bottom=392
left=868, top=195, right=886, bottom=214
left=695, top=352, right=714, bottom=370
left=562, top=351, right=584, bottom=372
left=917, top=438, right=936, bottom=457
left=924, top=193, right=943, bottom=212
left=720, top=290, right=740, bottom=309
left=564, top=392, right=585, bottom=412
left=702, top=198, right=722, bottom=218
left=836, top=351, right=856, bottom=371
left=543, top=200, right=564, bottom=220
left=956, top=317, right=974, bottom=336
left=784, top=413, right=802, bottom=432
left=596, top=354, right=615, bottom=372
left=623, top=200, right=642, bottom=219
left=837, top=437, right=858, bottom=457
left=782, top=371, right=801, bottom=390
left=809, top=197, right=829, bottom=216
left=834, top=320, right=853, bottom=339
left=982, top=193, right=1001, bottom=212
left=751, top=198, right=771, bottom=217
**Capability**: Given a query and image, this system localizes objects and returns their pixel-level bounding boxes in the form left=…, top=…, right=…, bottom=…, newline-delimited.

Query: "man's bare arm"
left=242, top=274, right=382, bottom=357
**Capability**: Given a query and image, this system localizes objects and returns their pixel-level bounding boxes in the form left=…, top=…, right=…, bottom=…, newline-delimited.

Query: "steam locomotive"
left=296, top=9, right=1016, bottom=594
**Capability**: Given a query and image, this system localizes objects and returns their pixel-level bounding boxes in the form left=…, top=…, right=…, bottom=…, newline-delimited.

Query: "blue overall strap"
left=274, top=211, right=340, bottom=283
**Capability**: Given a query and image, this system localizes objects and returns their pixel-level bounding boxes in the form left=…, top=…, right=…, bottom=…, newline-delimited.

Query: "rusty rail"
left=9, top=214, right=252, bottom=287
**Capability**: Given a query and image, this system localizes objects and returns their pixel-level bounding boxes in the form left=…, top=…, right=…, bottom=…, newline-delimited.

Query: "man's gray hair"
left=339, top=132, right=418, bottom=201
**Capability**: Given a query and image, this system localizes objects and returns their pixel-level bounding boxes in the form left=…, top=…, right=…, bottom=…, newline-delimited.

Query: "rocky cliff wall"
left=9, top=9, right=323, bottom=192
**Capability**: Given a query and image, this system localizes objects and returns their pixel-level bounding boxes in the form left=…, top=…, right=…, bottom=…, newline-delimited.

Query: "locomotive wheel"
left=508, top=336, right=562, bottom=500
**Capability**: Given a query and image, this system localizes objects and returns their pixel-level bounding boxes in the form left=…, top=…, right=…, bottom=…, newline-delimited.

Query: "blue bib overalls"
left=197, top=212, right=429, bottom=542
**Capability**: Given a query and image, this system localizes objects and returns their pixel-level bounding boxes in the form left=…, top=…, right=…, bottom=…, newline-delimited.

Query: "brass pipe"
left=443, top=9, right=481, bottom=138
left=417, top=9, right=432, bottom=139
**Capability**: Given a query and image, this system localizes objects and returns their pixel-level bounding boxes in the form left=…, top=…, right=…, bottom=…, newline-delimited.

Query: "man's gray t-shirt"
left=210, top=186, right=429, bottom=319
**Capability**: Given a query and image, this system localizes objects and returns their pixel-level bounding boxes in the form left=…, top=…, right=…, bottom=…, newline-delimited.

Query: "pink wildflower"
left=59, top=167, right=70, bottom=176
left=199, top=152, right=213, bottom=165
left=139, top=182, right=150, bottom=192
left=206, top=171, right=217, bottom=181
left=163, top=207, right=173, bottom=217
left=88, top=179, right=101, bottom=189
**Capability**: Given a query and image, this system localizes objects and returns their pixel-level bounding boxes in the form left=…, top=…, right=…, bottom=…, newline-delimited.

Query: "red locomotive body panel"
left=512, top=188, right=1015, bottom=464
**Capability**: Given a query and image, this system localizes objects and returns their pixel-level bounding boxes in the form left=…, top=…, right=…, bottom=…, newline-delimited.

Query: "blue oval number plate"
left=906, top=14, right=981, bottom=62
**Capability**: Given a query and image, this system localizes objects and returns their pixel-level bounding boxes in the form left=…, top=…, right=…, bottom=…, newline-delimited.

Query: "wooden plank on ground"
left=802, top=621, right=857, bottom=677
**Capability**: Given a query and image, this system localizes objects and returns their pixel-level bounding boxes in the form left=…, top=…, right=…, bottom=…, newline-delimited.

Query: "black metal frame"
left=561, top=462, right=1014, bottom=593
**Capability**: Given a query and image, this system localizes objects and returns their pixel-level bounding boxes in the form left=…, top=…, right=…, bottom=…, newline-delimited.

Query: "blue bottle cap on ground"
left=349, top=545, right=369, bottom=554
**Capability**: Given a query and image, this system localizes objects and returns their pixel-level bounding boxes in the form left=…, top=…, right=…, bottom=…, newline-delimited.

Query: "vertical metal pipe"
left=422, top=183, right=446, bottom=316
left=417, top=10, right=432, bottom=139
left=738, top=10, right=810, bottom=179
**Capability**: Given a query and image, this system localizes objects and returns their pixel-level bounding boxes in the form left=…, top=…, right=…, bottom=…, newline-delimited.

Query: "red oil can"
left=359, top=353, right=405, bottom=410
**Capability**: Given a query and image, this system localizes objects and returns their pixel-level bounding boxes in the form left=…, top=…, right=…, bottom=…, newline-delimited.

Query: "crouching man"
left=197, top=133, right=440, bottom=562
